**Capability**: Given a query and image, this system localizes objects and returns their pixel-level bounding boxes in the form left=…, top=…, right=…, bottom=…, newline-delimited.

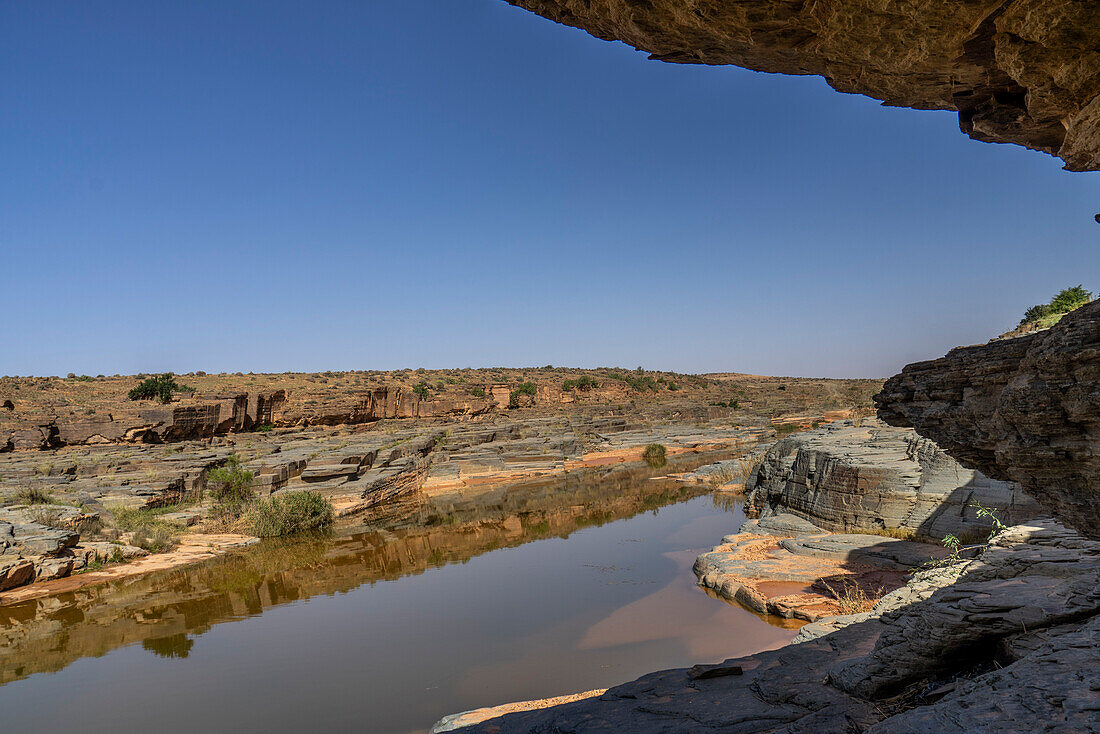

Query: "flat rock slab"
left=694, top=530, right=937, bottom=621
left=779, top=534, right=948, bottom=568
left=300, top=464, right=361, bottom=481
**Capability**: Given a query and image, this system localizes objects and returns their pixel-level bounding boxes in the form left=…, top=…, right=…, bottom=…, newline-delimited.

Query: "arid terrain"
left=0, top=367, right=880, bottom=600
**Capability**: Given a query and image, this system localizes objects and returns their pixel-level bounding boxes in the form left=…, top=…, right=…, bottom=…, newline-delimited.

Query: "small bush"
left=1019, top=285, right=1094, bottom=326
left=245, top=491, right=334, bottom=537
left=128, top=373, right=192, bottom=404
left=642, top=443, right=667, bottom=469
left=509, top=382, right=537, bottom=408
left=775, top=423, right=800, bottom=435
left=14, top=486, right=54, bottom=505
left=470, top=387, right=486, bottom=398
left=109, top=506, right=183, bottom=553
left=562, top=375, right=598, bottom=392
left=206, top=455, right=254, bottom=509
left=413, top=381, right=431, bottom=400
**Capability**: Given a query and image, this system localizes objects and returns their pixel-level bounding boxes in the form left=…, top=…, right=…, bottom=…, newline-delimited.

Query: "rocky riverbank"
left=0, top=405, right=783, bottom=601
left=430, top=306, right=1100, bottom=732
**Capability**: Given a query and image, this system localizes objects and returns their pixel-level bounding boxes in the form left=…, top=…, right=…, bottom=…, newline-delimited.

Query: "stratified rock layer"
left=508, top=1, right=1100, bottom=171
left=746, top=421, right=1041, bottom=540
left=876, top=300, right=1100, bottom=540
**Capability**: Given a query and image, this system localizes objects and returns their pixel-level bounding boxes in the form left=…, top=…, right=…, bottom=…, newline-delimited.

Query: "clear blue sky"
left=3, top=1, right=1097, bottom=379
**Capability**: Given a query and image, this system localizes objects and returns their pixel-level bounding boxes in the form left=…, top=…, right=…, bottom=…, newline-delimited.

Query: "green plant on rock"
left=509, top=381, right=537, bottom=408
left=14, top=485, right=54, bottom=505
left=108, top=506, right=183, bottom=553
left=205, top=455, right=255, bottom=525
left=642, top=443, right=667, bottom=469
left=413, top=381, right=431, bottom=400
left=245, top=490, right=334, bottom=537
left=469, top=387, right=486, bottom=398
left=972, top=500, right=1008, bottom=541
left=128, top=373, right=193, bottom=404
left=562, top=375, right=599, bottom=392
left=1018, top=285, right=1094, bottom=327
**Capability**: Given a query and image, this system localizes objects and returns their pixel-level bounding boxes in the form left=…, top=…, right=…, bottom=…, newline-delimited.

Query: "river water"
left=0, top=456, right=799, bottom=734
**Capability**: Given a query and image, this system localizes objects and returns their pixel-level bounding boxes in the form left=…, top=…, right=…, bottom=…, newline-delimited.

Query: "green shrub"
left=1020, top=285, right=1094, bottom=326
left=108, top=506, right=183, bottom=553
left=206, top=455, right=254, bottom=511
left=1049, top=285, right=1092, bottom=313
left=14, top=486, right=54, bottom=505
left=775, top=423, right=800, bottom=435
left=562, top=375, right=598, bottom=392
left=245, top=491, right=334, bottom=537
left=607, top=372, right=658, bottom=392
left=413, top=381, right=431, bottom=400
left=642, top=443, right=667, bottom=468
left=128, top=373, right=193, bottom=404
left=509, top=381, right=537, bottom=408
left=470, top=387, right=486, bottom=398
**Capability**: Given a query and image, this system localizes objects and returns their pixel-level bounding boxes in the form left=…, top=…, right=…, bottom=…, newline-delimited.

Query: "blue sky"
left=2, top=1, right=1097, bottom=378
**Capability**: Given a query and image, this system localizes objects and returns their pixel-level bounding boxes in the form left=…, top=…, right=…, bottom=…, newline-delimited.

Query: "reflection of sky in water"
left=0, top=471, right=796, bottom=734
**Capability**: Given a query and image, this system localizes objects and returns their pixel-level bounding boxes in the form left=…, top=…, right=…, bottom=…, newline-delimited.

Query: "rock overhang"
left=506, top=0, right=1100, bottom=172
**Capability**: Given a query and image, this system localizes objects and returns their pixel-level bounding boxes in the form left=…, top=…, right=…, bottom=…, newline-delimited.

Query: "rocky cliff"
left=508, top=1, right=1100, bottom=171
left=876, top=300, right=1100, bottom=540
left=746, top=420, right=1043, bottom=540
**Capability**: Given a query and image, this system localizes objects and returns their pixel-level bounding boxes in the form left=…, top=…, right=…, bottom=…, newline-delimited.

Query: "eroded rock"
left=876, top=300, right=1100, bottom=539
left=509, top=0, right=1100, bottom=171
left=746, top=421, right=1040, bottom=540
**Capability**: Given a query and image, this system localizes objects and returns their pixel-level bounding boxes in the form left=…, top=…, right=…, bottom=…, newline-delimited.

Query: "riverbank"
left=0, top=410, right=781, bottom=602
left=430, top=419, right=1100, bottom=732
left=0, top=463, right=799, bottom=734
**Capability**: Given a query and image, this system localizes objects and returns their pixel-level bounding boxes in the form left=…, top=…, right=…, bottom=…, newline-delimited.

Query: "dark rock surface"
left=508, top=1, right=1100, bottom=171
left=876, top=300, right=1100, bottom=540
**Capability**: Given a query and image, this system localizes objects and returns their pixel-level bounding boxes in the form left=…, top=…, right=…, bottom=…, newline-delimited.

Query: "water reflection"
left=0, top=455, right=721, bottom=686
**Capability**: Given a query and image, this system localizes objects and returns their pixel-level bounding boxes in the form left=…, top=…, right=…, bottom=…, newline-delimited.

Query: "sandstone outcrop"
left=693, top=519, right=946, bottom=621
left=509, top=1, right=1100, bottom=171
left=746, top=420, right=1041, bottom=540
left=876, top=300, right=1100, bottom=539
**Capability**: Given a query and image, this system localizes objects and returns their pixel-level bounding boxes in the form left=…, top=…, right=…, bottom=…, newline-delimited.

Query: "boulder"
left=746, top=421, right=1041, bottom=540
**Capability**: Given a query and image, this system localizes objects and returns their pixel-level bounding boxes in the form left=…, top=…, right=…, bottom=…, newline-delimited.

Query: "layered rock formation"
left=0, top=369, right=878, bottom=451
left=0, top=408, right=755, bottom=595
left=508, top=1, right=1100, bottom=171
left=745, top=420, right=1042, bottom=540
left=877, top=300, right=1100, bottom=539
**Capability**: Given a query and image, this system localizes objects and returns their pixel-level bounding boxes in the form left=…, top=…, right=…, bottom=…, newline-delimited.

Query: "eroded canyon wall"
left=877, top=300, right=1100, bottom=540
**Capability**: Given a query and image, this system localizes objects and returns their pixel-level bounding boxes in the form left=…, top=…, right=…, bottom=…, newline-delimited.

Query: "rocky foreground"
left=444, top=519, right=1099, bottom=732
